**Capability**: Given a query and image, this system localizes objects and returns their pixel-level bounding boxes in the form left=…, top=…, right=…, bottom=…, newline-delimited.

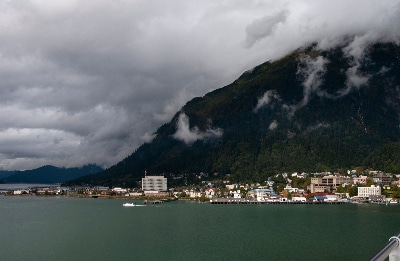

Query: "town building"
left=112, top=187, right=127, bottom=194
left=253, top=188, right=275, bottom=201
left=142, top=175, right=168, bottom=196
left=231, top=190, right=242, bottom=198
left=353, top=175, right=368, bottom=185
left=205, top=188, right=216, bottom=198
left=283, top=185, right=297, bottom=193
left=372, top=172, right=392, bottom=186
left=369, top=195, right=386, bottom=203
left=188, top=189, right=202, bottom=198
left=308, top=175, right=353, bottom=193
left=358, top=185, right=381, bottom=198
left=292, top=196, right=306, bottom=202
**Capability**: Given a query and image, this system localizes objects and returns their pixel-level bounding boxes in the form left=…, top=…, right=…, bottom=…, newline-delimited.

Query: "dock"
left=210, top=198, right=347, bottom=205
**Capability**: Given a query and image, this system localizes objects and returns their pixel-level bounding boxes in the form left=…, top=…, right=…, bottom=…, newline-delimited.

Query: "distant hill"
left=0, top=171, right=15, bottom=183
left=3, top=165, right=103, bottom=184
left=69, top=40, right=400, bottom=187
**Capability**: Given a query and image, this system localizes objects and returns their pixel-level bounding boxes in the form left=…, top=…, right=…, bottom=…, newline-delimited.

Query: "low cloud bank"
left=1, top=0, right=399, bottom=170
left=172, top=113, right=223, bottom=144
left=255, top=34, right=397, bottom=118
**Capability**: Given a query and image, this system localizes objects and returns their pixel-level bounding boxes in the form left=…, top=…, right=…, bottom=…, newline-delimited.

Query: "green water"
left=1, top=196, right=399, bottom=261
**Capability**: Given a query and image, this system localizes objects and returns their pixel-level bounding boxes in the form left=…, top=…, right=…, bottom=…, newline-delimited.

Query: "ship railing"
left=369, top=233, right=400, bottom=261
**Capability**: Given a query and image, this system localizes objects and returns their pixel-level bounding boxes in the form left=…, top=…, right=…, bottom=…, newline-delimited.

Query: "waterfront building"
left=358, top=185, right=381, bottom=198
left=324, top=195, right=339, bottom=201
left=308, top=175, right=353, bottom=193
left=372, top=172, right=391, bottom=186
left=253, top=188, right=274, bottom=201
left=142, top=175, right=167, bottom=192
left=369, top=195, right=386, bottom=203
left=188, top=189, right=202, bottom=198
left=205, top=188, right=216, bottom=198
left=292, top=196, right=306, bottom=202
left=231, top=190, right=241, bottom=198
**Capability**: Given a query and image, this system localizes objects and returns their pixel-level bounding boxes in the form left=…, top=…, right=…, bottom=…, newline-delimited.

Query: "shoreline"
left=1, top=194, right=396, bottom=206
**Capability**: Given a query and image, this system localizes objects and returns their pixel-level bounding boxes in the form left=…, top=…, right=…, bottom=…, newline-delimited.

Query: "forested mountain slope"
left=70, top=40, right=400, bottom=186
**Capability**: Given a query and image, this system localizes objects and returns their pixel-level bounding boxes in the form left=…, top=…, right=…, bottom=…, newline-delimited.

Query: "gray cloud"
left=0, top=0, right=399, bottom=170
left=290, top=54, right=329, bottom=116
left=254, top=90, right=280, bottom=112
left=244, top=10, right=289, bottom=48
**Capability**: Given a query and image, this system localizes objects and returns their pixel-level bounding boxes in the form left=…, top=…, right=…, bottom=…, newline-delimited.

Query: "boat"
left=122, top=203, right=146, bottom=207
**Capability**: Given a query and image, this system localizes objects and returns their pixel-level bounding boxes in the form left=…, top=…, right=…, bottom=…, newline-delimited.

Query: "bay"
left=0, top=196, right=399, bottom=261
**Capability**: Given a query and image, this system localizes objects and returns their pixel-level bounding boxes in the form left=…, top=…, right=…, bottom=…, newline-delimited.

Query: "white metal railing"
left=369, top=233, right=400, bottom=261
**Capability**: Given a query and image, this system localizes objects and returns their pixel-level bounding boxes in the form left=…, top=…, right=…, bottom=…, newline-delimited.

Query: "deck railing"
left=369, top=233, right=400, bottom=261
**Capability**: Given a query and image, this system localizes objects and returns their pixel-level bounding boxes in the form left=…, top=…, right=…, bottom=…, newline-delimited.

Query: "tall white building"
left=142, top=176, right=167, bottom=191
left=358, top=185, right=381, bottom=198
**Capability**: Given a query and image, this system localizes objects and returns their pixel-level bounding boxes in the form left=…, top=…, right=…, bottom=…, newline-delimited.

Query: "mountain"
left=3, top=165, right=103, bottom=184
left=0, top=171, right=15, bottom=183
left=69, top=40, right=400, bottom=187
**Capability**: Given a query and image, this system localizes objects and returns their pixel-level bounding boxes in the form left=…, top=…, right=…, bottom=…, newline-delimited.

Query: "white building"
left=358, top=185, right=381, bottom=198
left=292, top=196, right=306, bottom=202
left=254, top=188, right=274, bottom=201
left=283, top=185, right=298, bottom=193
left=353, top=175, right=368, bottom=185
left=112, top=187, right=127, bottom=194
left=142, top=176, right=167, bottom=191
left=232, top=190, right=242, bottom=198
left=225, top=184, right=236, bottom=190
left=205, top=188, right=216, bottom=198
left=188, top=189, right=202, bottom=198
left=324, top=195, right=339, bottom=202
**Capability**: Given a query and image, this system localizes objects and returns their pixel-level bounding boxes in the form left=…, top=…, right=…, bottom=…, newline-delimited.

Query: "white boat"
left=123, top=203, right=136, bottom=207
left=123, top=203, right=146, bottom=207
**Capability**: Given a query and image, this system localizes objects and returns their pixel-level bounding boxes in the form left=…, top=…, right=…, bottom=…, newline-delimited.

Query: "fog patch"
left=269, top=120, right=278, bottom=130
left=141, top=132, right=157, bottom=143
left=254, top=90, right=280, bottom=112
left=304, top=123, right=330, bottom=133
left=172, top=113, right=223, bottom=145
left=289, top=55, right=329, bottom=117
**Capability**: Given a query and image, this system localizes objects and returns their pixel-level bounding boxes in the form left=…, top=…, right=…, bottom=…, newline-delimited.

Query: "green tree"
left=276, top=183, right=285, bottom=194
left=348, top=186, right=358, bottom=197
left=199, top=194, right=208, bottom=202
left=366, top=178, right=375, bottom=186
left=355, top=166, right=364, bottom=175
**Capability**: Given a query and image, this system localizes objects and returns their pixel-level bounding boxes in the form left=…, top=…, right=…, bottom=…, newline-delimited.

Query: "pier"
left=210, top=198, right=347, bottom=205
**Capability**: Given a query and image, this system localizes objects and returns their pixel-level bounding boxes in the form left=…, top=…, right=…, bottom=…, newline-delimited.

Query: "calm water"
left=0, top=196, right=399, bottom=261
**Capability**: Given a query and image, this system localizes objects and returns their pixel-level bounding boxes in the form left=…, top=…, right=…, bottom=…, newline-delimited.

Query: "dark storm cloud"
left=0, top=0, right=399, bottom=170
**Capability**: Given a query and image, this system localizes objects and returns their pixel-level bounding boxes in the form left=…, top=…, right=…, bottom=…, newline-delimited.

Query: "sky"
left=0, top=0, right=399, bottom=170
